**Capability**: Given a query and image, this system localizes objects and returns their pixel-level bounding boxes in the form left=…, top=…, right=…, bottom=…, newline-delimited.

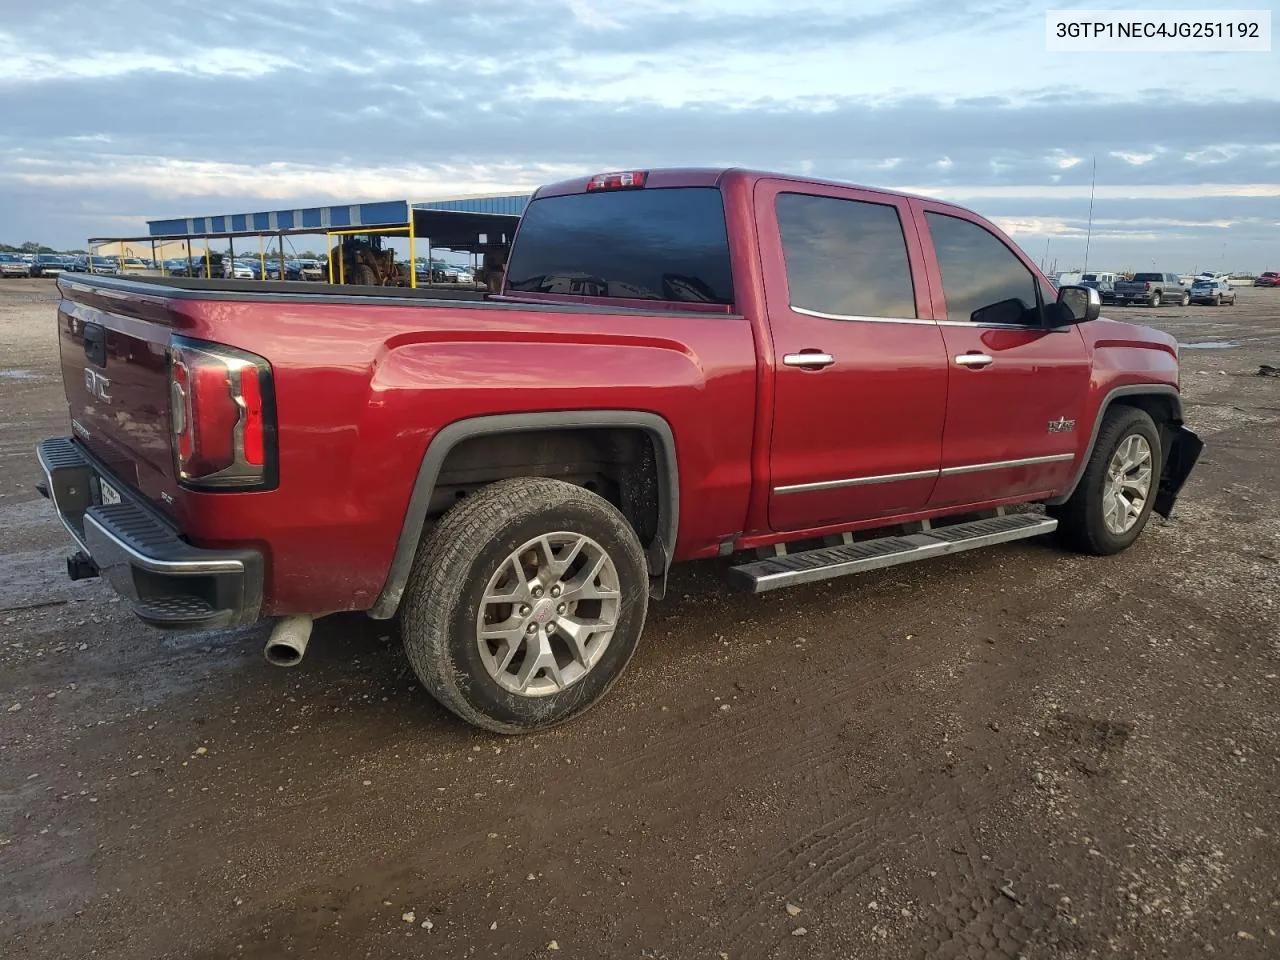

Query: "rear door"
left=758, top=180, right=948, bottom=532
left=908, top=200, right=1091, bottom=507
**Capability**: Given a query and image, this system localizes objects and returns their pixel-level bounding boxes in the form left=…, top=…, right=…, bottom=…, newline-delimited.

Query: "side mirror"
left=1055, top=284, right=1101, bottom=325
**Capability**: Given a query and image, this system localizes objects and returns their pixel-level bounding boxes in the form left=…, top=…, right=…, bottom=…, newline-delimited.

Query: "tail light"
left=586, top=170, right=648, bottom=191
left=168, top=337, right=277, bottom=490
left=1144, top=282, right=1151, bottom=291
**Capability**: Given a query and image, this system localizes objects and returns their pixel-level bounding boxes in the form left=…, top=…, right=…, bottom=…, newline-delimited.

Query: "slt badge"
left=1047, top=416, right=1075, bottom=433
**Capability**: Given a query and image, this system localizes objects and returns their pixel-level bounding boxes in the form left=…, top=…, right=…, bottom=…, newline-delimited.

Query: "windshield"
left=1132, top=272, right=1162, bottom=281
left=506, top=186, right=735, bottom=304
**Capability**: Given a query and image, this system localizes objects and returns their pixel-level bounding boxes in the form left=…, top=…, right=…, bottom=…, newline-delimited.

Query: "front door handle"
left=955, top=353, right=993, bottom=368
left=783, top=351, right=835, bottom=369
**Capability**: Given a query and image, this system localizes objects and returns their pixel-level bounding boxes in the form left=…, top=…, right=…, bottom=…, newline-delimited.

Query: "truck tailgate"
left=57, top=280, right=180, bottom=513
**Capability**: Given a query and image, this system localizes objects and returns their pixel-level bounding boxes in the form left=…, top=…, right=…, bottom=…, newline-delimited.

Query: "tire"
left=1180, top=292, right=1190, bottom=306
left=1050, top=407, right=1162, bottom=556
left=400, top=477, right=649, bottom=734
left=1214, top=295, right=1221, bottom=306
left=355, top=264, right=379, bottom=286
left=1149, top=293, right=1161, bottom=308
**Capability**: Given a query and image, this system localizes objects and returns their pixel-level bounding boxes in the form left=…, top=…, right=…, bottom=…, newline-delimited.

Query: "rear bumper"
left=36, top=437, right=263, bottom=630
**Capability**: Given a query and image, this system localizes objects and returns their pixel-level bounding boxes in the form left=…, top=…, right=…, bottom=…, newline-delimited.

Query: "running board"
left=728, top=513, right=1058, bottom=594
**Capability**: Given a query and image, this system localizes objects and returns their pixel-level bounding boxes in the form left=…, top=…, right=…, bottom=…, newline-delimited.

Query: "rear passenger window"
left=776, top=193, right=917, bottom=319
left=925, top=212, right=1041, bottom=325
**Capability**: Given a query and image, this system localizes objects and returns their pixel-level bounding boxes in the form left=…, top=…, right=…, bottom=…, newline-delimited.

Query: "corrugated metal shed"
left=146, top=194, right=532, bottom=241
left=414, top=194, right=530, bottom=217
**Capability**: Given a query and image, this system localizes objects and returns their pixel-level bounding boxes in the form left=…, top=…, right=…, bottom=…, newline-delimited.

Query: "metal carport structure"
left=90, top=193, right=531, bottom=287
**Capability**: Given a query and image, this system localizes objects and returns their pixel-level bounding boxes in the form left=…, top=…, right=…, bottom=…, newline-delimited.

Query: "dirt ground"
left=1, top=277, right=1277, bottom=960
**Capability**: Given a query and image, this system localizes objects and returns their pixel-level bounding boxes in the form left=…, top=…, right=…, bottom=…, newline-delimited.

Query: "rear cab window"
left=774, top=192, right=917, bottom=319
left=505, top=186, right=735, bottom=305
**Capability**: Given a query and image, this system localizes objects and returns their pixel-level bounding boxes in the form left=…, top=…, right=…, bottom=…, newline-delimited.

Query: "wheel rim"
left=475, top=532, right=621, bottom=698
left=1102, top=434, right=1153, bottom=535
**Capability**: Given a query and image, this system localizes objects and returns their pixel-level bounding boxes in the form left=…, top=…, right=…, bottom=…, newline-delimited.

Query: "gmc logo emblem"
left=84, top=368, right=112, bottom=404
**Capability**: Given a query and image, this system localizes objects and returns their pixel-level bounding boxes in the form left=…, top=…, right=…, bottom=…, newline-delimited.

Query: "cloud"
left=0, top=0, right=1276, bottom=270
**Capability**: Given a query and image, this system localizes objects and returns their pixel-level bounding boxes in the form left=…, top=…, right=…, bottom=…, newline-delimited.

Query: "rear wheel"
left=400, top=477, right=649, bottom=734
left=1149, top=293, right=1161, bottom=308
left=1051, top=407, right=1161, bottom=556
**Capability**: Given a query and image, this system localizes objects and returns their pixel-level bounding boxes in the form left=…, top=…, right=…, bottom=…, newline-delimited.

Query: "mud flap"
left=1154, top=426, right=1204, bottom=519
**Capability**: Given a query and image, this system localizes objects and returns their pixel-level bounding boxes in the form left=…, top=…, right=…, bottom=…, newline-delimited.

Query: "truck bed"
left=65, top=273, right=493, bottom=302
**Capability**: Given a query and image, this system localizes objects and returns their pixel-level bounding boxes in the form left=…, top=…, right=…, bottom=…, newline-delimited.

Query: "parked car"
left=0, top=253, right=33, bottom=277
left=223, top=259, right=258, bottom=280
left=1079, top=272, right=1117, bottom=304
left=1189, top=279, right=1236, bottom=306
left=1254, top=272, right=1279, bottom=288
left=1114, top=272, right=1189, bottom=307
left=296, top=258, right=325, bottom=281
left=75, top=256, right=120, bottom=275
left=414, top=259, right=460, bottom=283
left=30, top=255, right=76, bottom=277
left=262, top=259, right=306, bottom=281
left=36, top=166, right=1202, bottom=734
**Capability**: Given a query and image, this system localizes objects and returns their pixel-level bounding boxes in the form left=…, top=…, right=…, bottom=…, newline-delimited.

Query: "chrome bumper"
left=36, top=437, right=262, bottom=630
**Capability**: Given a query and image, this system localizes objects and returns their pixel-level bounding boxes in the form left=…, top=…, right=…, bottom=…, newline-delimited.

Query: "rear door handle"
left=955, top=353, right=993, bottom=368
left=783, top=352, right=835, bottom=369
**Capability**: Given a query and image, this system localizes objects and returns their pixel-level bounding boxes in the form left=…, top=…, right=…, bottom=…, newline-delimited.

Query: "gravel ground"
left=1, top=278, right=1277, bottom=959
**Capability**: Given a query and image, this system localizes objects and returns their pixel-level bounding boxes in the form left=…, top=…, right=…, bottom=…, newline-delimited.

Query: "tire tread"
left=400, top=477, right=646, bottom=734
left=1053, top=406, right=1160, bottom=556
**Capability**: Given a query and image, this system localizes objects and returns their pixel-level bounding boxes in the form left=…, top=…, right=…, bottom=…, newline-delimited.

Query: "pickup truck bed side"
left=54, top=275, right=758, bottom=614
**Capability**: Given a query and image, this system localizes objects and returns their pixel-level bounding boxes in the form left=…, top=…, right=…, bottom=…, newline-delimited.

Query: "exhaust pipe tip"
left=264, top=615, right=314, bottom=667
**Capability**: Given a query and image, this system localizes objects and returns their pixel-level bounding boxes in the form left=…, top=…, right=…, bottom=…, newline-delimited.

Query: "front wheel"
left=1050, top=407, right=1161, bottom=556
left=400, top=477, right=649, bottom=734
left=1180, top=292, right=1191, bottom=306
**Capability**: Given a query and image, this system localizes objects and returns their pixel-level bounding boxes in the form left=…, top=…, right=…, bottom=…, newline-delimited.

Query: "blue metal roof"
left=147, top=194, right=531, bottom=238
left=413, top=194, right=530, bottom=217
left=148, top=200, right=414, bottom=238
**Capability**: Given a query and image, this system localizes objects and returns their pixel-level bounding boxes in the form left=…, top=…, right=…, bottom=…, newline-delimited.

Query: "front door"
left=909, top=201, right=1091, bottom=507
left=758, top=181, right=949, bottom=532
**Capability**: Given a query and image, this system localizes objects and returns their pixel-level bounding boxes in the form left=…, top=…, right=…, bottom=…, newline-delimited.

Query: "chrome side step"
left=728, top=513, right=1058, bottom=594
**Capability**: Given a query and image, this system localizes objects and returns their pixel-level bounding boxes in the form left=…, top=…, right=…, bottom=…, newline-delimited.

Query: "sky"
left=0, top=0, right=1277, bottom=271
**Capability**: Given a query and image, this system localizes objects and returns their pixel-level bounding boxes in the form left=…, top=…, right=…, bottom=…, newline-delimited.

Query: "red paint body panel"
left=48, top=168, right=1185, bottom=619
left=751, top=178, right=949, bottom=528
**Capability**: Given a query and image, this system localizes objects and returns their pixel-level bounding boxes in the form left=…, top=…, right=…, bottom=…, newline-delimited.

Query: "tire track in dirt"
left=686, top=543, right=1179, bottom=960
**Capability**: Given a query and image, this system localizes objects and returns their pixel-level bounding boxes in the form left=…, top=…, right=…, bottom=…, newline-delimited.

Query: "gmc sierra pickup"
left=1114, top=272, right=1190, bottom=308
left=37, top=167, right=1202, bottom=733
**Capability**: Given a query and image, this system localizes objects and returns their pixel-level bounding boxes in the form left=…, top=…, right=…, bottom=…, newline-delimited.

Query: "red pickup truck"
left=37, top=167, right=1202, bottom=733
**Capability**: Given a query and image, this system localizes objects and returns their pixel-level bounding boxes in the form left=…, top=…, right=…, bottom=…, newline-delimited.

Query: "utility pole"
left=1082, top=155, right=1096, bottom=274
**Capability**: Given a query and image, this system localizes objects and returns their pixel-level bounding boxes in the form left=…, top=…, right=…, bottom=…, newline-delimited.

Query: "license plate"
left=99, top=478, right=122, bottom=506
